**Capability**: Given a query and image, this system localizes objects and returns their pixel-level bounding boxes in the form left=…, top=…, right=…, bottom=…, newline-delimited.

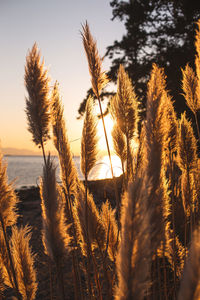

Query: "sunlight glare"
left=97, top=114, right=114, bottom=155
left=89, top=155, right=123, bottom=180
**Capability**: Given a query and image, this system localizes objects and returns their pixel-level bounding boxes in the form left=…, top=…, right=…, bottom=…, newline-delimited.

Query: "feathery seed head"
left=0, top=230, right=14, bottom=289
left=51, top=81, right=65, bottom=150
left=40, top=155, right=71, bottom=261
left=146, top=64, right=168, bottom=184
left=81, top=21, right=109, bottom=98
left=111, top=123, right=127, bottom=164
left=25, top=43, right=50, bottom=147
left=165, top=95, right=178, bottom=153
left=51, top=81, right=78, bottom=197
left=115, top=178, right=151, bottom=300
left=100, top=201, right=119, bottom=261
left=177, top=113, right=198, bottom=172
left=74, top=182, right=106, bottom=256
left=111, top=65, right=138, bottom=139
left=10, top=226, right=37, bottom=300
left=0, top=154, right=18, bottom=227
left=182, top=64, right=200, bottom=114
left=181, top=171, right=197, bottom=217
left=81, top=95, right=99, bottom=177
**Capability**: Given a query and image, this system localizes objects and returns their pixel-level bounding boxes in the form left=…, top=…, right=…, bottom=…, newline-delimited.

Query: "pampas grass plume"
left=177, top=113, right=198, bottom=172
left=51, top=81, right=78, bottom=198
left=100, top=200, right=119, bottom=262
left=111, top=65, right=138, bottom=140
left=40, top=155, right=71, bottom=260
left=0, top=154, right=18, bottom=227
left=74, top=182, right=106, bottom=256
left=111, top=123, right=126, bottom=170
left=182, top=64, right=200, bottom=114
left=10, top=225, right=37, bottom=300
left=81, top=21, right=109, bottom=98
left=0, top=230, right=14, bottom=289
left=81, top=95, right=98, bottom=178
left=24, top=43, right=50, bottom=148
left=115, top=177, right=151, bottom=300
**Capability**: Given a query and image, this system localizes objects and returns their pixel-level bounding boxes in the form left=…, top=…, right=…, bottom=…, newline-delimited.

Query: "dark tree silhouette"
left=106, top=0, right=200, bottom=116
left=78, top=0, right=200, bottom=124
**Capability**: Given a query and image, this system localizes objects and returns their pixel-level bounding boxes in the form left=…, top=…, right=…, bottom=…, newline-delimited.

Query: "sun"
left=97, top=114, right=114, bottom=155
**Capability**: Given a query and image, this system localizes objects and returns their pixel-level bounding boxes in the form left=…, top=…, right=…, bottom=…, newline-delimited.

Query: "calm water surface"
left=4, top=155, right=123, bottom=189
left=4, top=156, right=83, bottom=188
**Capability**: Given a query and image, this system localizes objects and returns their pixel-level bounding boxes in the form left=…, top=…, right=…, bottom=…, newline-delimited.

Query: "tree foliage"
left=106, top=0, right=200, bottom=115
left=78, top=0, right=200, bottom=119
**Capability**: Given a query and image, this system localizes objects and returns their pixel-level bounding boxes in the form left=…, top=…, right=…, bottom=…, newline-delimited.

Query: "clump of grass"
left=0, top=153, right=37, bottom=299
left=19, top=18, right=200, bottom=300
left=40, top=155, right=71, bottom=299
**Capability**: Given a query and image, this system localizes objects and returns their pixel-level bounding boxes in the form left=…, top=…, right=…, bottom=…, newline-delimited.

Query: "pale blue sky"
left=0, top=0, right=124, bottom=155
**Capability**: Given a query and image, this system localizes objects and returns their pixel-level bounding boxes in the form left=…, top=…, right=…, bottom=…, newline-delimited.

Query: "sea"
left=4, top=155, right=123, bottom=189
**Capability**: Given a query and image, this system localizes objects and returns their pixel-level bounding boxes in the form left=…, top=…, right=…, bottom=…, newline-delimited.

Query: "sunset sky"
left=0, top=0, right=124, bottom=156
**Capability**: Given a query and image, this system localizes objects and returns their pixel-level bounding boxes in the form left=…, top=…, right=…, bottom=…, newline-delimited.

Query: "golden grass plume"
left=100, top=200, right=119, bottom=262
left=0, top=154, right=18, bottom=228
left=51, top=81, right=78, bottom=198
left=81, top=21, right=109, bottom=98
left=110, top=64, right=138, bottom=140
left=10, top=225, right=37, bottom=300
left=24, top=43, right=50, bottom=148
left=182, top=64, right=200, bottom=114
left=115, top=177, right=151, bottom=300
left=111, top=123, right=126, bottom=171
left=177, top=113, right=198, bottom=172
left=40, top=155, right=71, bottom=261
left=73, top=182, right=106, bottom=256
left=81, top=95, right=98, bottom=178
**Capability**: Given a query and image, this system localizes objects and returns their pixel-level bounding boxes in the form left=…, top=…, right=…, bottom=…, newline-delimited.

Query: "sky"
left=0, top=0, right=125, bottom=156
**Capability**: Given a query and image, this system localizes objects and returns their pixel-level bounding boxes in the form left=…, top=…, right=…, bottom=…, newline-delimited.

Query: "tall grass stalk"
left=51, top=81, right=83, bottom=300
left=0, top=154, right=21, bottom=299
left=115, top=176, right=151, bottom=300
left=81, top=95, right=101, bottom=299
left=40, top=155, right=71, bottom=300
left=81, top=21, right=120, bottom=211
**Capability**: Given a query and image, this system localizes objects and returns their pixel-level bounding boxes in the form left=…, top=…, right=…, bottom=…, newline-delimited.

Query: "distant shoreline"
left=3, top=154, right=80, bottom=158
